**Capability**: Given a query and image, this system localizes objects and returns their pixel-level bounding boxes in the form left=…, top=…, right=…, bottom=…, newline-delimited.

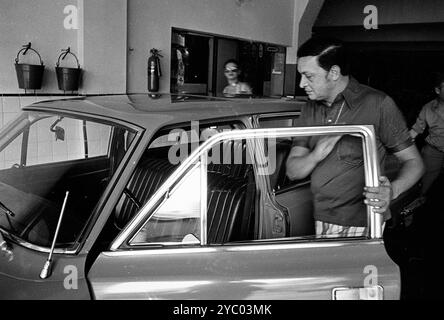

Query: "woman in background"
left=223, top=59, right=252, bottom=97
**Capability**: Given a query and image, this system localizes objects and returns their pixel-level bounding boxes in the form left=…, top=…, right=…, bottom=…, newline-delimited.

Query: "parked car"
left=0, top=94, right=404, bottom=299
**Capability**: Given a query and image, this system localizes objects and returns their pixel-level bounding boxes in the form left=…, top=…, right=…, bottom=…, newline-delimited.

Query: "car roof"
left=24, top=94, right=305, bottom=130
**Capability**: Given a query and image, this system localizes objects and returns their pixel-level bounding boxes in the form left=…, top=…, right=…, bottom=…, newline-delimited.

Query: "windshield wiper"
left=0, top=201, right=15, bottom=217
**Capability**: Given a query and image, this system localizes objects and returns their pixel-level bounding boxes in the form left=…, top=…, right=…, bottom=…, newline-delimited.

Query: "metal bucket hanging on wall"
left=14, top=43, right=45, bottom=91
left=55, top=47, right=81, bottom=92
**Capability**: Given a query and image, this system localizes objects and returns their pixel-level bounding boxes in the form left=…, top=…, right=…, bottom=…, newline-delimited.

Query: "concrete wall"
left=80, top=0, right=127, bottom=94
left=1, top=0, right=316, bottom=100
left=127, top=0, right=296, bottom=93
left=0, top=0, right=127, bottom=95
left=0, top=0, right=78, bottom=94
left=285, top=0, right=324, bottom=96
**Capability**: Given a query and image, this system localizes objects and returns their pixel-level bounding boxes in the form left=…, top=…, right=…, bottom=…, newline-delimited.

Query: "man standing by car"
left=286, top=37, right=424, bottom=237
left=410, top=73, right=444, bottom=204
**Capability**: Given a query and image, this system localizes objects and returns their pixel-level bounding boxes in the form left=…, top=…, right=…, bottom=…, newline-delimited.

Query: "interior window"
left=0, top=112, right=134, bottom=249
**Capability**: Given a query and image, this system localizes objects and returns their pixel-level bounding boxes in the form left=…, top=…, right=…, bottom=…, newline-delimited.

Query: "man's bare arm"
left=391, top=144, right=424, bottom=199
left=285, top=146, right=314, bottom=180
left=409, top=129, right=419, bottom=140
left=286, top=136, right=342, bottom=181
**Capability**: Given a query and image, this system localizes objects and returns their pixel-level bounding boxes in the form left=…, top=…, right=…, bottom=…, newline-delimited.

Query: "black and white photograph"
left=1, top=0, right=443, bottom=306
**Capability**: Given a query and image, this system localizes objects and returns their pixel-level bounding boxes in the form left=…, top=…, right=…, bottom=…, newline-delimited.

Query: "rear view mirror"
left=50, top=117, right=65, bottom=141
left=53, top=126, right=65, bottom=141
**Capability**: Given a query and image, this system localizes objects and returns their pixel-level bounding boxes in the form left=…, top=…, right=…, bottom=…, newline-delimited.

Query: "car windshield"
left=0, top=111, right=135, bottom=249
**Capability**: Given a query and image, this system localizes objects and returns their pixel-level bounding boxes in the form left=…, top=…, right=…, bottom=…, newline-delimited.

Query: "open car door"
left=87, top=125, right=400, bottom=300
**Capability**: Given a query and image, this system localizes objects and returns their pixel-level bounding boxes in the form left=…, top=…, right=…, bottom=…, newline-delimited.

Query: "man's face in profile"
left=297, top=55, right=334, bottom=102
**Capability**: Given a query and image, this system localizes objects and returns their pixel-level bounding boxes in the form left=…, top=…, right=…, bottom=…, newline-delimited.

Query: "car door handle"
left=332, top=286, right=383, bottom=300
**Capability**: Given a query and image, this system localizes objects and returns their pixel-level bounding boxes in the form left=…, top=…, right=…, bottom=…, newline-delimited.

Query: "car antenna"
left=40, top=191, right=70, bottom=279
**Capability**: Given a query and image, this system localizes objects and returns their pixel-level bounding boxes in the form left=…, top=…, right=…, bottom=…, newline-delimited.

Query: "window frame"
left=111, top=125, right=383, bottom=251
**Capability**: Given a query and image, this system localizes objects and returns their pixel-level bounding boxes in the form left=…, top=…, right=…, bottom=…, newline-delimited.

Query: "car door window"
left=110, top=121, right=245, bottom=237
left=0, top=111, right=134, bottom=249
left=130, top=163, right=202, bottom=245
left=26, top=118, right=110, bottom=166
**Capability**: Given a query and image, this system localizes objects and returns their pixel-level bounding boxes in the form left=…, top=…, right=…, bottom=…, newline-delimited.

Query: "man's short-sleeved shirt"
left=292, top=77, right=413, bottom=227
left=412, top=98, right=444, bottom=152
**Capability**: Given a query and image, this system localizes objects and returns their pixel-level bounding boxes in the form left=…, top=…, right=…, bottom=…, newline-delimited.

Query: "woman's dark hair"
left=297, top=37, right=350, bottom=76
left=224, top=59, right=240, bottom=69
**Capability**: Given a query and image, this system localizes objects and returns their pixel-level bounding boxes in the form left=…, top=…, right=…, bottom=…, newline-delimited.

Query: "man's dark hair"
left=432, top=72, right=444, bottom=89
left=297, top=37, right=350, bottom=76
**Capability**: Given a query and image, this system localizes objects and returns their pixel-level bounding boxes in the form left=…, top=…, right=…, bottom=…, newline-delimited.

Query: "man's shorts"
left=315, top=221, right=367, bottom=237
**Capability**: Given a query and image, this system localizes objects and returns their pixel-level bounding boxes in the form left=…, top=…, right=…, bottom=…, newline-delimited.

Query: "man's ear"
left=435, top=87, right=440, bottom=95
left=329, top=65, right=341, bottom=81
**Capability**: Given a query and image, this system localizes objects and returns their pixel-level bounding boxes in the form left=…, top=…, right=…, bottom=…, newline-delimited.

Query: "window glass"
left=86, top=122, right=111, bottom=158
left=205, top=138, right=255, bottom=243
left=130, top=163, right=201, bottom=245
left=149, top=122, right=241, bottom=150
left=24, top=118, right=111, bottom=166
left=258, top=115, right=300, bottom=129
left=0, top=133, right=23, bottom=169
left=0, top=111, right=134, bottom=248
left=112, top=122, right=242, bottom=246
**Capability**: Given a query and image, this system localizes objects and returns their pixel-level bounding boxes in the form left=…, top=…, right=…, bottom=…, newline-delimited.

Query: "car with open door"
left=0, top=94, right=401, bottom=299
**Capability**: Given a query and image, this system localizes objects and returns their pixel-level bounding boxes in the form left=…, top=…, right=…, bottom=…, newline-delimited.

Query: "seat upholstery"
left=114, top=157, right=178, bottom=230
left=206, top=170, right=253, bottom=243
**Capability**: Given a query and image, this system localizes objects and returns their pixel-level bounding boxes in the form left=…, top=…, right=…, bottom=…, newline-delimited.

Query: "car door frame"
left=111, top=125, right=383, bottom=250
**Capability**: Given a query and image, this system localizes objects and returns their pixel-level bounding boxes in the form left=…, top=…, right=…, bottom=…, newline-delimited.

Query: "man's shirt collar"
left=331, top=76, right=361, bottom=109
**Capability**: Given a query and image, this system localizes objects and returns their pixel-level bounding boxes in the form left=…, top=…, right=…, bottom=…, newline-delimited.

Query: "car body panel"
left=0, top=239, right=90, bottom=299
left=89, top=240, right=399, bottom=300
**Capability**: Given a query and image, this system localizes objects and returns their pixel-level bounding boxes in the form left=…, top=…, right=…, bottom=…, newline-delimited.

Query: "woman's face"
left=224, top=62, right=239, bottom=81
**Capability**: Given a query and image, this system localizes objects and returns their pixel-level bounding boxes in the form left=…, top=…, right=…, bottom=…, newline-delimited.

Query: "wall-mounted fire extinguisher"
left=148, top=48, right=162, bottom=92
